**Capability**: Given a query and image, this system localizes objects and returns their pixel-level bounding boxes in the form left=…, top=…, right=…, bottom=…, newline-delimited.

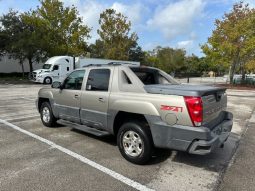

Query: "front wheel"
left=44, top=77, right=52, bottom=84
left=117, top=121, right=153, bottom=165
left=40, top=102, right=57, bottom=127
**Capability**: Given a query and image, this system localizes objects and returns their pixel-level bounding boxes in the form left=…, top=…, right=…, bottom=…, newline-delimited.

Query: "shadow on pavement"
left=71, top=128, right=117, bottom=146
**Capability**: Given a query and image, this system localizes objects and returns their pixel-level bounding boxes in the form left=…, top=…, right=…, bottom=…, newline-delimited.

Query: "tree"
left=88, top=40, right=104, bottom=58
left=0, top=10, right=44, bottom=72
left=128, top=46, right=145, bottom=63
left=201, top=2, right=255, bottom=84
left=0, top=0, right=91, bottom=72
left=97, top=8, right=138, bottom=60
left=143, top=51, right=158, bottom=67
left=246, top=59, right=255, bottom=72
left=156, top=47, right=186, bottom=74
left=27, top=0, right=91, bottom=57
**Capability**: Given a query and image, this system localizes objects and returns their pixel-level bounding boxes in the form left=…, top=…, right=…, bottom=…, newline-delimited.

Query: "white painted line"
left=0, top=112, right=36, bottom=118
left=0, top=94, right=36, bottom=98
left=21, top=97, right=36, bottom=101
left=0, top=104, right=35, bottom=108
left=0, top=119, right=154, bottom=191
left=5, top=115, right=39, bottom=121
left=249, top=113, right=255, bottom=123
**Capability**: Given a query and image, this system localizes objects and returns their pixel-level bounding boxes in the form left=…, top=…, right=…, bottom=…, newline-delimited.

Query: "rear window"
left=133, top=71, right=155, bottom=85
left=130, top=67, right=179, bottom=85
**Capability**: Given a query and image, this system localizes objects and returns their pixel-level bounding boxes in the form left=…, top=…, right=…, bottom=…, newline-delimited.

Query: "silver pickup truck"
left=36, top=64, right=233, bottom=164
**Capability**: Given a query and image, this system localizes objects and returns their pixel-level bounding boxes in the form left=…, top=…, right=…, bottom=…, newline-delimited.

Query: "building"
left=0, top=55, right=43, bottom=73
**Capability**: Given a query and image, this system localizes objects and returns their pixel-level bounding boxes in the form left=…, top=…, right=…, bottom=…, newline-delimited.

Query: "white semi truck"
left=30, top=56, right=140, bottom=84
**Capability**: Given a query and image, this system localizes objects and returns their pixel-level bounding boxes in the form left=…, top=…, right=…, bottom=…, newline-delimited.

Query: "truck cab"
left=31, top=56, right=72, bottom=84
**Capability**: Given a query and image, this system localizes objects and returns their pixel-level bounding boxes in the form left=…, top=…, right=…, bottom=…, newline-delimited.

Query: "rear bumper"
left=146, top=111, right=233, bottom=155
left=188, top=114, right=232, bottom=154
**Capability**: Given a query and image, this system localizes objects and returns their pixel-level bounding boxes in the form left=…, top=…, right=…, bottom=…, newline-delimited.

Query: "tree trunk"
left=28, top=58, right=33, bottom=72
left=241, top=64, right=246, bottom=84
left=229, top=52, right=240, bottom=84
left=229, top=63, right=236, bottom=84
left=20, top=61, right=25, bottom=78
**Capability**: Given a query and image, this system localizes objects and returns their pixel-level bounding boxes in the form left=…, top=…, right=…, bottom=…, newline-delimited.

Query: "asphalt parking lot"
left=0, top=84, right=255, bottom=191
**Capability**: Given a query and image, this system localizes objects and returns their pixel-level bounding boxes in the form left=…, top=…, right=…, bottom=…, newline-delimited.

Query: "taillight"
left=184, top=96, right=203, bottom=127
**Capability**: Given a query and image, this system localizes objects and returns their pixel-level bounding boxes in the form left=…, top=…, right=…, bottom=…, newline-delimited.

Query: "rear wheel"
left=40, top=102, right=57, bottom=127
left=117, top=121, right=153, bottom=164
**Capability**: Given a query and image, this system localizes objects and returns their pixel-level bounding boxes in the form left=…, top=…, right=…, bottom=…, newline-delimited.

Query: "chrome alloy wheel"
left=42, top=107, right=50, bottom=123
left=122, top=130, right=143, bottom=157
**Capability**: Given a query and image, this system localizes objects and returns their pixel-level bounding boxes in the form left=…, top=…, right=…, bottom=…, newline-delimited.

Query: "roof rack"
left=83, top=64, right=103, bottom=67
left=83, top=62, right=138, bottom=67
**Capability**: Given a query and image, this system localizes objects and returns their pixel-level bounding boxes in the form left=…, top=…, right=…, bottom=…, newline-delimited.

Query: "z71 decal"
left=160, top=105, right=183, bottom=112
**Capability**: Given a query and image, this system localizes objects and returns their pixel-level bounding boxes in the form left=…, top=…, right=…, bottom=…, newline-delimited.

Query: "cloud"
left=111, top=2, right=144, bottom=25
left=147, top=0, right=205, bottom=40
left=243, top=0, right=255, bottom=8
left=61, top=0, right=80, bottom=6
left=79, top=1, right=106, bottom=43
left=143, top=42, right=159, bottom=51
left=177, top=40, right=193, bottom=49
left=61, top=0, right=105, bottom=43
left=60, top=0, right=145, bottom=43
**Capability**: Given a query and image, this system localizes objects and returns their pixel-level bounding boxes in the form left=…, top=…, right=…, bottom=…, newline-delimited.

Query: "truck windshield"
left=130, top=67, right=179, bottom=85
left=42, top=64, right=52, bottom=69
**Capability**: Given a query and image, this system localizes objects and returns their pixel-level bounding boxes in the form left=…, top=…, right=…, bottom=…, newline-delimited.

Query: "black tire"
left=44, top=77, right=52, bottom=84
left=117, top=121, right=153, bottom=165
left=40, top=102, right=57, bottom=127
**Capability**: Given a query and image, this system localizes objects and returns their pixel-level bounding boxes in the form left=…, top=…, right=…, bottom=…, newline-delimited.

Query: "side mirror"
left=51, top=81, right=62, bottom=89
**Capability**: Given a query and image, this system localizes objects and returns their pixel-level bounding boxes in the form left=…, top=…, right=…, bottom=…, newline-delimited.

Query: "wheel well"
left=38, top=97, right=50, bottom=110
left=113, top=111, right=149, bottom=136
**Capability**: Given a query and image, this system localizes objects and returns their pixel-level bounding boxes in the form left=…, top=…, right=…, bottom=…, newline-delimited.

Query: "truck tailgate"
left=144, top=84, right=227, bottom=128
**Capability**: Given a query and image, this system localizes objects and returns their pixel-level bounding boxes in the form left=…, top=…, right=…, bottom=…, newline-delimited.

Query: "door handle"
left=98, top=97, right=105, bottom=102
left=74, top=94, right=79, bottom=99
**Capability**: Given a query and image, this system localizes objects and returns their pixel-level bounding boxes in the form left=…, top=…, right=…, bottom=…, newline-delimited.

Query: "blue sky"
left=0, top=0, right=254, bottom=57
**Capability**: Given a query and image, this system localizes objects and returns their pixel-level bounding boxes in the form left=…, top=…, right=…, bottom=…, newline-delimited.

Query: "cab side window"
left=63, top=70, right=85, bottom=90
left=86, top=69, right=110, bottom=91
left=53, top=65, right=59, bottom=70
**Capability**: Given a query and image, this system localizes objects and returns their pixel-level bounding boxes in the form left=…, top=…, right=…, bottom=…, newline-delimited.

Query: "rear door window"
left=86, top=69, right=111, bottom=91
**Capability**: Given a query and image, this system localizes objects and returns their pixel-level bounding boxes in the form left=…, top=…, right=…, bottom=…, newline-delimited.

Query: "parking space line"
left=5, top=115, right=40, bottom=121
left=0, top=119, right=154, bottom=191
left=0, top=103, right=34, bottom=108
left=0, top=112, right=38, bottom=118
left=20, top=97, right=36, bottom=101
left=7, top=116, right=40, bottom=123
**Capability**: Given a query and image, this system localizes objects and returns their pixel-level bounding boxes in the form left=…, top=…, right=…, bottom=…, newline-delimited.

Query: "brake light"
left=184, top=96, right=203, bottom=127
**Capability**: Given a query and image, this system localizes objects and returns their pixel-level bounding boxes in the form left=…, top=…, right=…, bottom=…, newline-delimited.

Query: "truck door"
left=53, top=70, right=85, bottom=123
left=51, top=65, right=60, bottom=82
left=59, top=64, right=71, bottom=82
left=80, top=68, right=112, bottom=129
